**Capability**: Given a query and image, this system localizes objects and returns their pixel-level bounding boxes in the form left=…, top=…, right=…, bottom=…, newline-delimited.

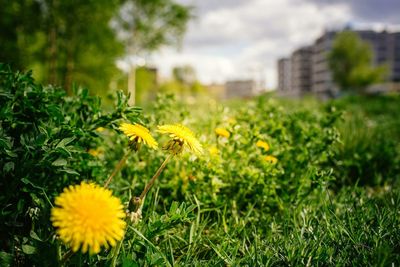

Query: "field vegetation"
left=1, top=65, right=399, bottom=266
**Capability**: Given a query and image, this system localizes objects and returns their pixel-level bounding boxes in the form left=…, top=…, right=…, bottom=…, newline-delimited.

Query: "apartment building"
left=312, top=31, right=337, bottom=96
left=291, top=46, right=313, bottom=95
left=277, top=46, right=313, bottom=96
left=386, top=32, right=400, bottom=82
left=313, top=30, right=400, bottom=96
left=277, top=58, right=291, bottom=94
left=278, top=28, right=400, bottom=97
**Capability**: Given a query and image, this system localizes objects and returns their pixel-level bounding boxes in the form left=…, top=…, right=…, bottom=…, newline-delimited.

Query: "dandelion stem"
left=104, top=151, right=130, bottom=188
left=110, top=237, right=124, bottom=267
left=56, top=241, right=62, bottom=264
left=137, top=154, right=173, bottom=204
left=60, top=249, right=74, bottom=266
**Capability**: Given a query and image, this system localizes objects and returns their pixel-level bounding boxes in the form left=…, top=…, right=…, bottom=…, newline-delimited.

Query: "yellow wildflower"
left=227, top=117, right=236, bottom=125
left=215, top=128, right=230, bottom=138
left=119, top=123, right=158, bottom=150
left=51, top=182, right=126, bottom=254
left=95, top=127, right=106, bottom=132
left=208, top=146, right=220, bottom=156
left=256, top=140, right=270, bottom=151
left=157, top=124, right=203, bottom=155
left=88, top=148, right=103, bottom=157
left=264, top=155, right=278, bottom=164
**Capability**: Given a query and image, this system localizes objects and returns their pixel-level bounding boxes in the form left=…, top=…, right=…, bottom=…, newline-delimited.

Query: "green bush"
left=0, top=64, right=140, bottom=265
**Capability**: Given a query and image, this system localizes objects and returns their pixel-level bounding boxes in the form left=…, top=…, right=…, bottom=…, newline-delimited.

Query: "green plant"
left=0, top=64, right=140, bottom=265
left=329, top=95, right=400, bottom=186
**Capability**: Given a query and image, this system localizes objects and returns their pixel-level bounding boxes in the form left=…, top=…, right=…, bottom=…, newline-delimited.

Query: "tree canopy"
left=112, top=0, right=192, bottom=55
left=0, top=0, right=192, bottom=98
left=111, top=0, right=193, bottom=104
left=328, top=31, right=387, bottom=92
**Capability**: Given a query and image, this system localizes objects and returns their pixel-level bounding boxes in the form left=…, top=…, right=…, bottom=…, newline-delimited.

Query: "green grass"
left=109, top=94, right=400, bottom=267
left=331, top=95, right=400, bottom=186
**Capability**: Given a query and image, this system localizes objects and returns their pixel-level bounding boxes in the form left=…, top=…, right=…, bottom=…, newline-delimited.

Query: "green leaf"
left=60, top=168, right=80, bottom=176
left=56, top=137, right=76, bottom=148
left=5, top=149, right=17, bottom=158
left=0, top=251, right=12, bottom=266
left=20, top=178, right=45, bottom=190
left=122, top=258, right=139, bottom=267
left=30, top=231, right=42, bottom=242
left=52, top=158, right=67, bottom=166
left=38, top=126, right=49, bottom=137
left=21, top=244, right=36, bottom=255
left=54, top=146, right=72, bottom=157
left=0, top=137, right=12, bottom=150
left=3, top=162, right=14, bottom=172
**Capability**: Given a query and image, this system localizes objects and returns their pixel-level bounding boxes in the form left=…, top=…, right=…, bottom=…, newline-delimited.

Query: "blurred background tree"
left=0, top=0, right=192, bottom=100
left=328, top=31, right=387, bottom=93
left=111, top=0, right=192, bottom=105
left=0, top=0, right=39, bottom=71
left=159, top=65, right=205, bottom=100
left=173, top=65, right=196, bottom=85
left=0, top=0, right=123, bottom=96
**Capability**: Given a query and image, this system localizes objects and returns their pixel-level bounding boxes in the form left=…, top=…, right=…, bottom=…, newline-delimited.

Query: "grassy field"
left=1, top=65, right=399, bottom=266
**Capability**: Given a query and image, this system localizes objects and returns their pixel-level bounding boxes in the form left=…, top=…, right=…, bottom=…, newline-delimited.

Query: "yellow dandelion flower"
left=88, top=148, right=103, bottom=157
left=215, top=128, right=230, bottom=138
left=51, top=182, right=126, bottom=254
left=208, top=146, right=220, bottom=156
left=227, top=117, right=237, bottom=125
left=264, top=155, right=278, bottom=164
left=157, top=124, right=203, bottom=155
left=119, top=123, right=158, bottom=150
left=256, top=140, right=270, bottom=151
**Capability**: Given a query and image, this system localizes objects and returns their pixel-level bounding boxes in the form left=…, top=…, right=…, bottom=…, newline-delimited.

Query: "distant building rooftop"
left=225, top=80, right=257, bottom=99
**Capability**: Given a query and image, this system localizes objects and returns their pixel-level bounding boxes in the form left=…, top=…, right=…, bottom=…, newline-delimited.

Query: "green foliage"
left=329, top=95, right=400, bottom=186
left=158, top=66, right=206, bottom=101
left=113, top=0, right=193, bottom=53
left=0, top=0, right=40, bottom=70
left=0, top=0, right=193, bottom=99
left=0, top=64, right=140, bottom=265
left=168, top=96, right=341, bottom=216
left=172, top=65, right=196, bottom=84
left=1, top=66, right=399, bottom=266
left=328, top=31, right=387, bottom=92
left=0, top=0, right=124, bottom=94
left=115, top=93, right=398, bottom=266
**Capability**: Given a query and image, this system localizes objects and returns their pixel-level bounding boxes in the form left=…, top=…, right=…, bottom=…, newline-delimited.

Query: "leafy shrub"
left=140, top=95, right=340, bottom=226
left=0, top=64, right=140, bottom=265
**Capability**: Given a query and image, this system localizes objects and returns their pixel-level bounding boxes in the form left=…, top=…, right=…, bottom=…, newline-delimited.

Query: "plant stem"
left=60, top=249, right=74, bottom=266
left=110, top=237, right=124, bottom=267
left=136, top=154, right=173, bottom=210
left=56, top=241, right=62, bottom=267
left=104, top=151, right=130, bottom=188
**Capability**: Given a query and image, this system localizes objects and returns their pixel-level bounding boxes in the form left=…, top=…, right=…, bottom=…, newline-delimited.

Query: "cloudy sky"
left=150, top=0, right=400, bottom=88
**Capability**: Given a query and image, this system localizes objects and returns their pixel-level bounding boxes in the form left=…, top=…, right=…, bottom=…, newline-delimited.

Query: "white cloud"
left=150, top=48, right=236, bottom=84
